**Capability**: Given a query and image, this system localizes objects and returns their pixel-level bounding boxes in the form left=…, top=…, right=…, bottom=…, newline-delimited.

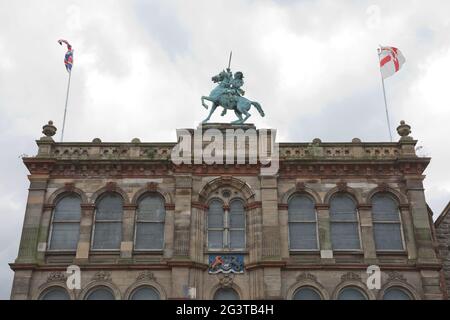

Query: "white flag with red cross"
left=378, top=46, right=406, bottom=79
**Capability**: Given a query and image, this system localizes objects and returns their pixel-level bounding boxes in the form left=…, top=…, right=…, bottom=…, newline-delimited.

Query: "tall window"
left=92, top=193, right=123, bottom=250
left=330, top=193, right=360, bottom=250
left=135, top=194, right=165, bottom=250
left=49, top=193, right=81, bottom=250
left=288, top=194, right=318, bottom=250
left=372, top=193, right=404, bottom=251
left=207, top=199, right=245, bottom=250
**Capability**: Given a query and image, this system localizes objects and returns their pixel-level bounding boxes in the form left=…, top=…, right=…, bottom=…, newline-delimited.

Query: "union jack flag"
left=58, top=39, right=73, bottom=72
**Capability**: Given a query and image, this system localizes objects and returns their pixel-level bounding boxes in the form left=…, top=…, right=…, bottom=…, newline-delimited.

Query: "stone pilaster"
left=10, top=270, right=33, bottom=300
left=16, top=175, right=49, bottom=263
left=247, top=204, right=263, bottom=263
left=75, top=204, right=95, bottom=261
left=120, top=204, right=137, bottom=260
left=36, top=204, right=54, bottom=261
left=278, top=204, right=289, bottom=259
left=405, top=176, right=439, bottom=264
left=164, top=204, right=175, bottom=259
left=173, top=175, right=192, bottom=258
left=316, top=204, right=334, bottom=263
left=358, top=205, right=377, bottom=263
left=400, top=204, right=418, bottom=261
left=260, top=176, right=280, bottom=260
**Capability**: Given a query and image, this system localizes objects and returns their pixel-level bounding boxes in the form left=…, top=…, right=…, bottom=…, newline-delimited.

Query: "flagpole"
left=378, top=48, right=393, bottom=142
left=60, top=70, right=72, bottom=142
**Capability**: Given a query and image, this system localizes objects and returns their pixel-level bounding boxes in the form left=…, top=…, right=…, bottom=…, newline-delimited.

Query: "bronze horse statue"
left=201, top=70, right=265, bottom=124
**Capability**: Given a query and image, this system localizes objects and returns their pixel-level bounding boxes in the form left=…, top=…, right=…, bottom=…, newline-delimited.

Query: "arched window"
left=49, top=193, right=81, bottom=250
left=288, top=194, right=318, bottom=250
left=207, top=199, right=245, bottom=250
left=129, top=286, right=160, bottom=300
left=293, top=287, right=322, bottom=300
left=92, top=193, right=123, bottom=250
left=213, top=288, right=239, bottom=300
left=330, top=193, right=360, bottom=250
left=372, top=193, right=404, bottom=251
left=135, top=194, right=165, bottom=250
left=85, top=286, right=115, bottom=300
left=383, top=287, right=412, bottom=300
left=337, top=287, right=367, bottom=300
left=39, top=287, right=70, bottom=300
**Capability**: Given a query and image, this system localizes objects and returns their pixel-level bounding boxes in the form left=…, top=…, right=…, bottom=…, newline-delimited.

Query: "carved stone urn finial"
left=42, top=120, right=57, bottom=138
left=396, top=120, right=412, bottom=141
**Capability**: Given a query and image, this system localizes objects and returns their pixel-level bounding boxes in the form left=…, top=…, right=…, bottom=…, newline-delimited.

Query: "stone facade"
left=9, top=121, right=444, bottom=300
left=435, top=202, right=450, bottom=299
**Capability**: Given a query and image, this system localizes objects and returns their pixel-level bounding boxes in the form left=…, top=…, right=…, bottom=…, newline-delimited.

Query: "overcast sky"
left=1, top=0, right=449, bottom=299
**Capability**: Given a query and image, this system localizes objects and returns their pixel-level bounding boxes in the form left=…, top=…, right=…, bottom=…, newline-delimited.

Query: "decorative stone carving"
left=92, top=271, right=111, bottom=282
left=42, top=120, right=57, bottom=137
left=341, top=272, right=361, bottom=282
left=377, top=182, right=389, bottom=192
left=64, top=182, right=75, bottom=192
left=92, top=138, right=102, bottom=143
left=136, top=271, right=156, bottom=282
left=296, top=272, right=317, bottom=282
left=387, top=271, right=407, bottom=283
left=147, top=182, right=158, bottom=192
left=295, top=182, right=306, bottom=191
left=336, top=181, right=348, bottom=192
left=217, top=274, right=234, bottom=288
left=105, top=181, right=117, bottom=192
left=397, top=120, right=411, bottom=138
left=47, top=271, right=66, bottom=283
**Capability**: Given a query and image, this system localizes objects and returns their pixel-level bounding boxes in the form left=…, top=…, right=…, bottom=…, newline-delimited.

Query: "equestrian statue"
left=201, top=52, right=265, bottom=124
